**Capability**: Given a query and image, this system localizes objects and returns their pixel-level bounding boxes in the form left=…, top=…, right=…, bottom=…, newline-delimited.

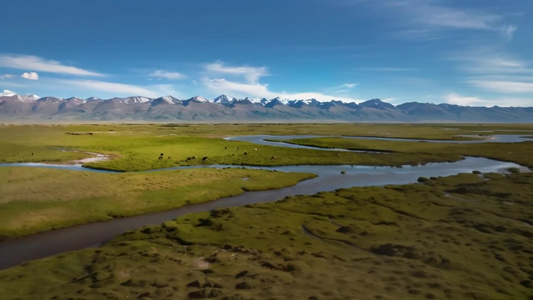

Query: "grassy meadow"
left=1, top=123, right=532, bottom=171
left=0, top=171, right=531, bottom=299
left=0, top=167, right=315, bottom=239
left=0, top=123, right=532, bottom=299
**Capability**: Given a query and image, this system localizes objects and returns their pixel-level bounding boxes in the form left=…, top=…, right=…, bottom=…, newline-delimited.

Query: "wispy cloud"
left=149, top=69, right=186, bottom=80
left=467, top=80, right=533, bottom=94
left=0, top=54, right=103, bottom=76
left=450, top=50, right=532, bottom=74
left=203, top=77, right=356, bottom=102
left=446, top=93, right=488, bottom=106
left=205, top=62, right=268, bottom=83
left=21, top=72, right=39, bottom=80
left=338, top=83, right=358, bottom=89
left=377, top=0, right=517, bottom=41
left=1, top=71, right=39, bottom=80
left=55, top=79, right=180, bottom=98
left=450, top=49, right=533, bottom=95
left=501, top=25, right=518, bottom=41
left=204, top=78, right=272, bottom=98
left=359, top=67, right=416, bottom=72
left=203, top=61, right=357, bottom=101
left=394, top=29, right=450, bottom=41
left=446, top=93, right=531, bottom=107
left=0, top=74, right=16, bottom=79
left=385, top=0, right=503, bottom=29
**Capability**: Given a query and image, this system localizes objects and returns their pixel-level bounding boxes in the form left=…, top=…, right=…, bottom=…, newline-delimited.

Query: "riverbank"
left=0, top=167, right=315, bottom=239
left=0, top=157, right=523, bottom=270
left=1, top=171, right=531, bottom=299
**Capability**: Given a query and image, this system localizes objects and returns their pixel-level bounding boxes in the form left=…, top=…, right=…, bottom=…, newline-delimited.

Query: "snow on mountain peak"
left=0, top=92, right=41, bottom=103
left=190, top=96, right=209, bottom=103
left=243, top=97, right=263, bottom=104
left=271, top=96, right=291, bottom=105
left=129, top=96, right=152, bottom=104
left=1, top=90, right=16, bottom=97
left=26, top=94, right=40, bottom=101
left=213, top=94, right=234, bottom=104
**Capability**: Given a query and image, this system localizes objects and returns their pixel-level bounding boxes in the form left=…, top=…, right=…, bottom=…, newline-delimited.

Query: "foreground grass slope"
left=0, top=167, right=315, bottom=239
left=1, top=172, right=531, bottom=299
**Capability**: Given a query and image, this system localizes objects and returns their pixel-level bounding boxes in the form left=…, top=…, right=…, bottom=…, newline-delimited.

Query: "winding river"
left=0, top=134, right=531, bottom=270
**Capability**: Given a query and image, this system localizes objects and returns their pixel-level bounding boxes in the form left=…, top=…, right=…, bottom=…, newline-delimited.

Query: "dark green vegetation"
left=0, top=167, right=314, bottom=239
left=1, top=171, right=531, bottom=299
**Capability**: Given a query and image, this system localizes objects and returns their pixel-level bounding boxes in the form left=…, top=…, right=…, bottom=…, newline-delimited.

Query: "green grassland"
left=278, top=136, right=533, bottom=168
left=1, top=171, right=531, bottom=299
left=0, top=123, right=532, bottom=299
left=0, top=167, right=315, bottom=240
left=1, top=123, right=532, bottom=171
left=0, top=123, right=532, bottom=239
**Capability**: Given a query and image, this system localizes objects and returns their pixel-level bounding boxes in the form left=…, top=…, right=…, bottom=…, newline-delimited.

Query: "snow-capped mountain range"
left=0, top=93, right=532, bottom=122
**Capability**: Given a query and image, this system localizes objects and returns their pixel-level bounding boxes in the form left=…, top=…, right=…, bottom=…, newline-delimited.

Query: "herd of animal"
left=157, top=146, right=275, bottom=164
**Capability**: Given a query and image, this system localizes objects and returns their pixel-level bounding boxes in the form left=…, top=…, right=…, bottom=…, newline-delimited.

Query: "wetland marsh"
left=0, top=123, right=532, bottom=299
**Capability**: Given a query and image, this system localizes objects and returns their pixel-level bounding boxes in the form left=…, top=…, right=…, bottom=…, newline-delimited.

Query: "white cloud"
left=203, top=77, right=357, bottom=102
left=445, top=93, right=531, bottom=107
left=0, top=74, right=15, bottom=79
left=501, top=25, right=517, bottom=41
left=205, top=62, right=268, bottom=83
left=378, top=0, right=518, bottom=43
left=449, top=49, right=533, bottom=94
left=451, top=51, right=532, bottom=74
left=1, top=89, right=16, bottom=96
left=203, top=61, right=358, bottom=102
left=0, top=54, right=103, bottom=76
left=279, top=91, right=356, bottom=102
left=204, top=78, right=273, bottom=98
left=21, top=72, right=39, bottom=80
left=338, top=83, right=358, bottom=89
left=467, top=80, right=533, bottom=94
left=56, top=79, right=180, bottom=98
left=446, top=93, right=488, bottom=106
left=149, top=69, right=186, bottom=80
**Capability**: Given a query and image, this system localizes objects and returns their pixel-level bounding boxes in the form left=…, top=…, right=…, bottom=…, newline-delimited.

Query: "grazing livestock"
left=224, top=146, right=227, bottom=150
left=270, top=156, right=277, bottom=160
left=202, top=156, right=208, bottom=161
left=243, top=152, right=248, bottom=156
left=66, top=132, right=93, bottom=136
left=158, top=153, right=164, bottom=160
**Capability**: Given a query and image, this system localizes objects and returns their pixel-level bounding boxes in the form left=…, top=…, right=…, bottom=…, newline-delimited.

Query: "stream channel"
left=0, top=134, right=530, bottom=270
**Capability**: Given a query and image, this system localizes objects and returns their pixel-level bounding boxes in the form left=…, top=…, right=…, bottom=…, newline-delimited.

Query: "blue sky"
left=1, top=0, right=532, bottom=106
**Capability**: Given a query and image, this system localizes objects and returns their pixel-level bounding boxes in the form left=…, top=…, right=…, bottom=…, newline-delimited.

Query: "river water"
left=0, top=134, right=530, bottom=270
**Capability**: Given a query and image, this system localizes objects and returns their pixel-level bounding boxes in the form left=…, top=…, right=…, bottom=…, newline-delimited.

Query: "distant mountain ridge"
left=0, top=93, right=532, bottom=122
